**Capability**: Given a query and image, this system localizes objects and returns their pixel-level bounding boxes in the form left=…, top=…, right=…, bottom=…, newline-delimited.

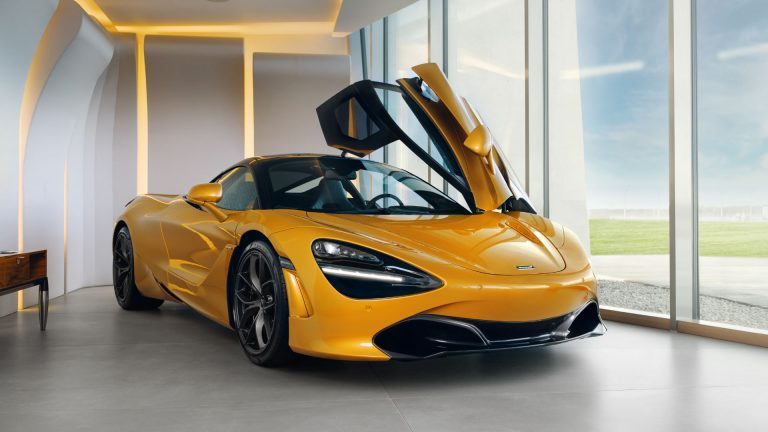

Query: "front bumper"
left=270, top=226, right=600, bottom=361
left=373, top=301, right=606, bottom=359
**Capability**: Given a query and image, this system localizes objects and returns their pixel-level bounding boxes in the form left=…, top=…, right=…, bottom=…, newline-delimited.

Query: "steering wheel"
left=366, top=193, right=405, bottom=209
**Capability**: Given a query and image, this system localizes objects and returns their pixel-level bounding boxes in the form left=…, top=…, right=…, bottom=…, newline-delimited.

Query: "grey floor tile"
left=2, top=286, right=768, bottom=432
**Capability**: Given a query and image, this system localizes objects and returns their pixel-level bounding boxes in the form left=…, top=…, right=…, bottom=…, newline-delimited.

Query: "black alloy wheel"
left=232, top=241, right=291, bottom=366
left=112, top=226, right=164, bottom=310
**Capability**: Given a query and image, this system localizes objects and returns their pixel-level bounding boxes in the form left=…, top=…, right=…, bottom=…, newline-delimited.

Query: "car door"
left=316, top=62, right=534, bottom=213
left=160, top=166, right=257, bottom=306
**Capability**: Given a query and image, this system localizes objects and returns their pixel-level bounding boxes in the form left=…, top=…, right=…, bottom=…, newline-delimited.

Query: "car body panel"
left=114, top=65, right=604, bottom=361
left=117, top=193, right=599, bottom=361
left=304, top=212, right=566, bottom=276
left=267, top=219, right=596, bottom=360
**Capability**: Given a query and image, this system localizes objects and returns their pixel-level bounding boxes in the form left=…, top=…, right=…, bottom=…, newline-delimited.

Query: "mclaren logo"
left=516, top=265, right=536, bottom=270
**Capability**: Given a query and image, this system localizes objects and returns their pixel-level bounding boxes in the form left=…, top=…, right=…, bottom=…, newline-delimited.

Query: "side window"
left=216, top=167, right=258, bottom=211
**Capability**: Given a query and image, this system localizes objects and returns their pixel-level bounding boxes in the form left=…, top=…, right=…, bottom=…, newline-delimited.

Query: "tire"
left=112, top=226, right=164, bottom=310
left=231, top=240, right=292, bottom=367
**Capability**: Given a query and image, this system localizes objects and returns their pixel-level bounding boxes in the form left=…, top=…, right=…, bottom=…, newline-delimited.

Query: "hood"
left=305, top=211, right=565, bottom=276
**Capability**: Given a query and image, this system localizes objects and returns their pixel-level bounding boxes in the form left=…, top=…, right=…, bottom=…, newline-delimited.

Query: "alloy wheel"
left=113, top=232, right=132, bottom=302
left=233, top=249, right=277, bottom=355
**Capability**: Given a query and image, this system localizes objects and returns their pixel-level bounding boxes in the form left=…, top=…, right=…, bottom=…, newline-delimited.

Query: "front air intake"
left=373, top=301, right=605, bottom=359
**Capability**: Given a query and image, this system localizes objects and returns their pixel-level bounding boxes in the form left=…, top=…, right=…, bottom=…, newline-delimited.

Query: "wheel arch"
left=113, top=220, right=128, bottom=246
left=227, top=229, right=279, bottom=328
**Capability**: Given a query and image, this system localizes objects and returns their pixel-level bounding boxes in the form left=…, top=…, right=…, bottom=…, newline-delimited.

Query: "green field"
left=589, top=219, right=768, bottom=257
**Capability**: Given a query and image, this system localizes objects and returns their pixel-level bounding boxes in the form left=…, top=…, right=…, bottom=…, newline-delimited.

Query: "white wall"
left=23, top=8, right=115, bottom=305
left=252, top=53, right=350, bottom=155
left=0, top=0, right=57, bottom=316
left=145, top=36, right=244, bottom=193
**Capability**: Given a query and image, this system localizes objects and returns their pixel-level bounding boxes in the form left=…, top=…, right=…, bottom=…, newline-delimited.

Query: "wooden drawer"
left=0, top=254, right=31, bottom=289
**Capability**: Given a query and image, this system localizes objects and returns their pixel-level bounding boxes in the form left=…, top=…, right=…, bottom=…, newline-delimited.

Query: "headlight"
left=312, top=240, right=381, bottom=265
left=311, top=239, right=442, bottom=299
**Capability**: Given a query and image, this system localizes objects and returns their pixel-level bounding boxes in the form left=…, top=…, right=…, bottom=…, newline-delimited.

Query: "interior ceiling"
left=85, top=0, right=418, bottom=36
left=94, top=0, right=341, bottom=26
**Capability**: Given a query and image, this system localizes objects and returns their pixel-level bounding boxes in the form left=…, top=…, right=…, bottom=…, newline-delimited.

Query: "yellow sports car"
left=113, top=63, right=605, bottom=366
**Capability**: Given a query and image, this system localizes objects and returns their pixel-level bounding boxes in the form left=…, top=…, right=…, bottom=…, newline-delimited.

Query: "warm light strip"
left=115, top=22, right=335, bottom=38
left=243, top=40, right=254, bottom=158
left=72, top=0, right=116, bottom=32
left=136, top=33, right=148, bottom=195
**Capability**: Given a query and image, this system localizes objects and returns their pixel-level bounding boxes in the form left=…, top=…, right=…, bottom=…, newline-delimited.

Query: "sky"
left=574, top=0, right=768, bottom=210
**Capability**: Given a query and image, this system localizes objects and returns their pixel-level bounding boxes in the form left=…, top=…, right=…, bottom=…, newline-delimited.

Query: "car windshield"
left=260, top=157, right=470, bottom=215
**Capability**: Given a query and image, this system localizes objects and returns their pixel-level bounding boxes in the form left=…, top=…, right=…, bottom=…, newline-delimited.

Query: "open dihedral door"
left=316, top=63, right=534, bottom=213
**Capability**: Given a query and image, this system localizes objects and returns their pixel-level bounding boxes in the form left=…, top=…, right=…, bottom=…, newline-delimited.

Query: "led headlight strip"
left=319, top=265, right=405, bottom=283
left=311, top=239, right=442, bottom=299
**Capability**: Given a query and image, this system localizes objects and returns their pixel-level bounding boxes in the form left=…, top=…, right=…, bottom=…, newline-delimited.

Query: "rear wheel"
left=113, top=226, right=164, bottom=310
left=232, top=241, right=292, bottom=366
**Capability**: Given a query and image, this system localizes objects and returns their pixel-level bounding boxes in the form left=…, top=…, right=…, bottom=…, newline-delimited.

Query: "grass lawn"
left=589, top=219, right=768, bottom=257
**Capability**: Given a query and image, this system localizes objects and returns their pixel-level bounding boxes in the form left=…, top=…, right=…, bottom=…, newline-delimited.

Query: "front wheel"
left=231, top=240, right=292, bottom=366
left=113, top=226, right=164, bottom=310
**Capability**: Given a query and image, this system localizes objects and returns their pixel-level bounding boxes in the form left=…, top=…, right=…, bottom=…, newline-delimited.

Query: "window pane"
left=697, top=0, right=768, bottom=330
left=447, top=0, right=527, bottom=182
left=385, top=0, right=430, bottom=182
left=549, top=0, right=670, bottom=315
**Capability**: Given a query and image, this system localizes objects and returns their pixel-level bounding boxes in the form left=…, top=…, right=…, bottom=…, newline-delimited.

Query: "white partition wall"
left=252, top=53, right=350, bottom=155
left=0, top=0, right=57, bottom=317
left=23, top=11, right=115, bottom=305
left=145, top=36, right=244, bottom=192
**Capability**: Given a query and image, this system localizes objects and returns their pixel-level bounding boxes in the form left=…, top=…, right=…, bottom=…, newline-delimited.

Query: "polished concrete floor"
left=1, top=286, right=768, bottom=432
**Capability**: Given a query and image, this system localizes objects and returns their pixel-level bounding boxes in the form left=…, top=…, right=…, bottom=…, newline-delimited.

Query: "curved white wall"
left=23, top=8, right=115, bottom=305
left=0, top=0, right=57, bottom=316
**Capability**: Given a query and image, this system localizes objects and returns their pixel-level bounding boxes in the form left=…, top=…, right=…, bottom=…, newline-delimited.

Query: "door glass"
left=216, top=167, right=258, bottom=211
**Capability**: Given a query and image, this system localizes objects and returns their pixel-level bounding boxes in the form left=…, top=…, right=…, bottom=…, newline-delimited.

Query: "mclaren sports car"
left=113, top=63, right=605, bottom=366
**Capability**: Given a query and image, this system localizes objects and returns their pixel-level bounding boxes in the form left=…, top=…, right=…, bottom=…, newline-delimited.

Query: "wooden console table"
left=0, top=250, right=48, bottom=330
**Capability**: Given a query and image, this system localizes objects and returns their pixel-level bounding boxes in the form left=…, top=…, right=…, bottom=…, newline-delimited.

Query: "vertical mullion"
left=524, top=0, right=530, bottom=193
left=382, top=17, right=389, bottom=166
left=690, top=0, right=700, bottom=320
left=668, top=0, right=677, bottom=327
left=428, top=0, right=445, bottom=189
left=542, top=0, right=550, bottom=218
left=670, top=0, right=697, bottom=326
left=525, top=0, right=545, bottom=211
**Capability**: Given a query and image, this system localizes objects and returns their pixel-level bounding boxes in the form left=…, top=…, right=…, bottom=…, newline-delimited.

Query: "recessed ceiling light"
left=207, top=0, right=230, bottom=3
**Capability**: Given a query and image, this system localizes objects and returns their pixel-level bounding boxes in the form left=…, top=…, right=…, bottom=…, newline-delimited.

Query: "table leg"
left=38, top=277, right=48, bottom=331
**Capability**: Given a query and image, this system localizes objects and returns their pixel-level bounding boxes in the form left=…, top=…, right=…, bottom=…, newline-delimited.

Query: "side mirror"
left=464, top=125, right=492, bottom=157
left=187, top=183, right=222, bottom=204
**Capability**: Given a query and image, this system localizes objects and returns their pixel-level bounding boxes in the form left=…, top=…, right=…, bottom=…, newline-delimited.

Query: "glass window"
left=261, top=157, right=469, bottom=215
left=549, top=0, right=670, bottom=315
left=697, top=0, right=768, bottom=330
left=385, top=0, right=431, bottom=183
left=215, top=167, right=258, bottom=211
left=447, top=0, right=527, bottom=182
